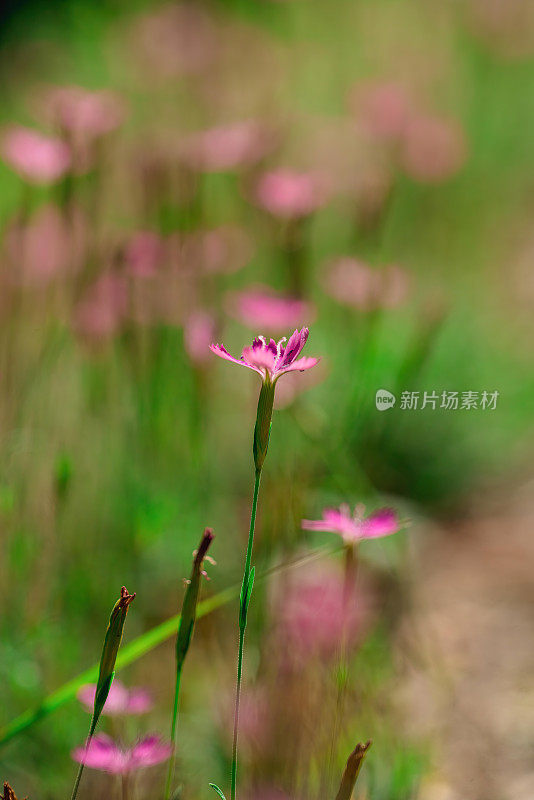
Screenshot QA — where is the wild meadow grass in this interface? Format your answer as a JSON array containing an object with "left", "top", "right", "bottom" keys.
[{"left": 0, "top": 0, "right": 533, "bottom": 798}]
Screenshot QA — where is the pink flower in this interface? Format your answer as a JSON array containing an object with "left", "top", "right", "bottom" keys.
[
  {"left": 4, "top": 204, "right": 86, "bottom": 287},
  {"left": 400, "top": 115, "right": 467, "bottom": 183},
  {"left": 77, "top": 680, "right": 153, "bottom": 716},
  {"left": 181, "top": 225, "right": 254, "bottom": 274},
  {"left": 350, "top": 80, "right": 413, "bottom": 141},
  {"left": 275, "top": 562, "right": 369, "bottom": 662},
  {"left": 45, "top": 86, "right": 125, "bottom": 138},
  {"left": 182, "top": 121, "right": 272, "bottom": 172},
  {"left": 326, "top": 258, "right": 410, "bottom": 310},
  {"left": 254, "top": 169, "right": 328, "bottom": 219},
  {"left": 74, "top": 273, "right": 128, "bottom": 341},
  {"left": 210, "top": 327, "right": 319, "bottom": 383},
  {"left": 302, "top": 504, "right": 400, "bottom": 544},
  {"left": 184, "top": 311, "right": 217, "bottom": 365},
  {"left": 2, "top": 126, "right": 70, "bottom": 183},
  {"left": 132, "top": 3, "right": 217, "bottom": 78},
  {"left": 227, "top": 286, "right": 315, "bottom": 332},
  {"left": 71, "top": 733, "right": 172, "bottom": 775},
  {"left": 124, "top": 232, "right": 165, "bottom": 278}
]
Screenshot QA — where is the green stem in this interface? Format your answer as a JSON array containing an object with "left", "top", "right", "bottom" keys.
[
  {"left": 70, "top": 715, "right": 97, "bottom": 800},
  {"left": 164, "top": 668, "right": 183, "bottom": 800},
  {"left": 231, "top": 468, "right": 262, "bottom": 800}
]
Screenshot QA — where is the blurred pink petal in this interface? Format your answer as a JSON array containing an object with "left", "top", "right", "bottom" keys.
[
  {"left": 72, "top": 733, "right": 171, "bottom": 775},
  {"left": 4, "top": 204, "right": 86, "bottom": 287},
  {"left": 181, "top": 121, "right": 272, "bottom": 172},
  {"left": 350, "top": 80, "right": 413, "bottom": 141},
  {"left": 181, "top": 226, "right": 254, "bottom": 274},
  {"left": 2, "top": 126, "right": 70, "bottom": 183},
  {"left": 77, "top": 680, "right": 153, "bottom": 715},
  {"left": 74, "top": 274, "right": 128, "bottom": 341},
  {"left": 275, "top": 562, "right": 370, "bottom": 662},
  {"left": 227, "top": 286, "right": 315, "bottom": 332},
  {"left": 302, "top": 503, "right": 400, "bottom": 544},
  {"left": 72, "top": 734, "right": 127, "bottom": 774},
  {"left": 132, "top": 3, "right": 217, "bottom": 78},
  {"left": 254, "top": 169, "right": 328, "bottom": 219},
  {"left": 401, "top": 115, "right": 467, "bottom": 183},
  {"left": 326, "top": 257, "right": 410, "bottom": 310},
  {"left": 125, "top": 232, "right": 165, "bottom": 278},
  {"left": 45, "top": 86, "right": 125, "bottom": 138},
  {"left": 184, "top": 311, "right": 217, "bottom": 365}
]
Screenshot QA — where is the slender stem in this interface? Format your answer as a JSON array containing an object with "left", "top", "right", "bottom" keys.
[
  {"left": 70, "top": 762, "right": 84, "bottom": 800},
  {"left": 122, "top": 774, "right": 130, "bottom": 800},
  {"left": 231, "top": 468, "right": 262, "bottom": 800},
  {"left": 164, "top": 668, "right": 183, "bottom": 800}
]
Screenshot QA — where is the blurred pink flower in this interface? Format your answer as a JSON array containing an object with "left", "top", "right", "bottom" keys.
[
  {"left": 210, "top": 327, "right": 319, "bottom": 382},
  {"left": 124, "top": 232, "right": 165, "bottom": 278},
  {"left": 276, "top": 562, "right": 368, "bottom": 662},
  {"left": 71, "top": 733, "right": 172, "bottom": 775},
  {"left": 181, "top": 121, "right": 272, "bottom": 172},
  {"left": 181, "top": 225, "right": 254, "bottom": 274},
  {"left": 219, "top": 687, "right": 270, "bottom": 752},
  {"left": 5, "top": 204, "right": 86, "bottom": 286},
  {"left": 302, "top": 503, "right": 400, "bottom": 544},
  {"left": 401, "top": 115, "right": 467, "bottom": 183},
  {"left": 326, "top": 258, "right": 410, "bottom": 310},
  {"left": 254, "top": 169, "right": 328, "bottom": 219},
  {"left": 273, "top": 362, "right": 325, "bottom": 409},
  {"left": 74, "top": 273, "right": 128, "bottom": 341},
  {"left": 2, "top": 126, "right": 70, "bottom": 183},
  {"left": 132, "top": 3, "right": 217, "bottom": 78},
  {"left": 350, "top": 80, "right": 413, "bottom": 141},
  {"left": 227, "top": 286, "right": 315, "bottom": 332},
  {"left": 184, "top": 311, "right": 217, "bottom": 365},
  {"left": 77, "top": 680, "right": 153, "bottom": 716},
  {"left": 45, "top": 86, "right": 125, "bottom": 138}
]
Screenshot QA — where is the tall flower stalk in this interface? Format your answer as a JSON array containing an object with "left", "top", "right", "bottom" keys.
[
  {"left": 210, "top": 327, "right": 318, "bottom": 800},
  {"left": 70, "top": 586, "right": 135, "bottom": 800},
  {"left": 165, "top": 528, "right": 215, "bottom": 800}
]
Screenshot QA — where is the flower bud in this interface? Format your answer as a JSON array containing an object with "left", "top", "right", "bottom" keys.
[
  {"left": 92, "top": 586, "right": 135, "bottom": 733},
  {"left": 176, "top": 528, "right": 215, "bottom": 669},
  {"left": 253, "top": 379, "right": 275, "bottom": 472}
]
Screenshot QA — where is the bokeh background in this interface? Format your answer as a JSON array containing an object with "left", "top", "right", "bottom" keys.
[{"left": 0, "top": 0, "right": 533, "bottom": 798}]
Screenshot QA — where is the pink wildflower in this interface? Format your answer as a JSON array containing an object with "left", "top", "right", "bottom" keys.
[
  {"left": 302, "top": 504, "right": 400, "bottom": 544},
  {"left": 71, "top": 733, "right": 172, "bottom": 775},
  {"left": 210, "top": 327, "right": 318, "bottom": 383},
  {"left": 74, "top": 274, "right": 128, "bottom": 341},
  {"left": 45, "top": 86, "right": 125, "bottom": 138},
  {"left": 184, "top": 311, "right": 217, "bottom": 365},
  {"left": 326, "top": 257, "right": 410, "bottom": 310},
  {"left": 227, "top": 286, "right": 315, "bottom": 332},
  {"left": 350, "top": 80, "right": 413, "bottom": 141},
  {"left": 124, "top": 232, "right": 165, "bottom": 278},
  {"left": 254, "top": 169, "right": 328, "bottom": 219},
  {"left": 181, "top": 121, "right": 271, "bottom": 172},
  {"left": 77, "top": 680, "right": 153, "bottom": 716},
  {"left": 276, "top": 562, "right": 368, "bottom": 662},
  {"left": 401, "top": 115, "right": 467, "bottom": 183},
  {"left": 2, "top": 126, "right": 70, "bottom": 183}
]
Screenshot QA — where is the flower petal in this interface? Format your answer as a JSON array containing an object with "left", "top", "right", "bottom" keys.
[
  {"left": 71, "top": 734, "right": 127, "bottom": 774},
  {"left": 129, "top": 735, "right": 173, "bottom": 770},
  {"left": 276, "top": 356, "right": 319, "bottom": 377},
  {"left": 209, "top": 343, "right": 262, "bottom": 374},
  {"left": 360, "top": 508, "right": 399, "bottom": 539},
  {"left": 278, "top": 327, "right": 308, "bottom": 367}
]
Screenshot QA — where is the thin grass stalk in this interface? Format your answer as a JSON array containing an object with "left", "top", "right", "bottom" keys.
[
  {"left": 164, "top": 529, "right": 215, "bottom": 800},
  {"left": 335, "top": 741, "right": 372, "bottom": 800}
]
